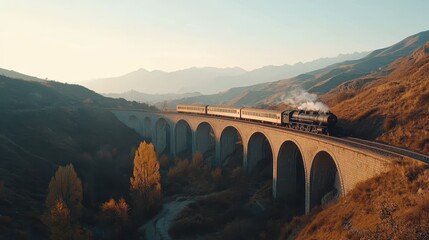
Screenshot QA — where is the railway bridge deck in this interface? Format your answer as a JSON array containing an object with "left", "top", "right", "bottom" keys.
[{"left": 112, "top": 109, "right": 428, "bottom": 213}]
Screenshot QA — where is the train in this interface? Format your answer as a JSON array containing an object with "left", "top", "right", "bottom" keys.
[{"left": 176, "top": 104, "right": 338, "bottom": 135}]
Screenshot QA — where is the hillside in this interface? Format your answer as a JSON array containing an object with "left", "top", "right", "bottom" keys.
[
  {"left": 104, "top": 90, "right": 202, "bottom": 104},
  {"left": 166, "top": 30, "right": 429, "bottom": 108},
  {"left": 0, "top": 76, "right": 151, "bottom": 238},
  {"left": 285, "top": 160, "right": 429, "bottom": 239},
  {"left": 323, "top": 41, "right": 429, "bottom": 153},
  {"left": 0, "top": 75, "right": 156, "bottom": 111},
  {"left": 0, "top": 68, "right": 45, "bottom": 82},
  {"left": 82, "top": 52, "right": 367, "bottom": 95}
]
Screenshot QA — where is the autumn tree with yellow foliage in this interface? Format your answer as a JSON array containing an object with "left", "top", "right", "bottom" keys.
[
  {"left": 42, "top": 164, "right": 90, "bottom": 240},
  {"left": 130, "top": 141, "right": 162, "bottom": 215},
  {"left": 99, "top": 197, "right": 129, "bottom": 237}
]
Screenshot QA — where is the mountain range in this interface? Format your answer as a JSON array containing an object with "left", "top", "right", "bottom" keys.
[
  {"left": 81, "top": 52, "right": 368, "bottom": 95},
  {"left": 165, "top": 30, "right": 429, "bottom": 108}
]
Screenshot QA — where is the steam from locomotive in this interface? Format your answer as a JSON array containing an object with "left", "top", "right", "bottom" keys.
[{"left": 280, "top": 88, "right": 329, "bottom": 112}]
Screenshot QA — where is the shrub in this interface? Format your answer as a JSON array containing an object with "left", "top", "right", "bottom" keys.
[
  {"left": 99, "top": 197, "right": 129, "bottom": 225},
  {"left": 167, "top": 159, "right": 190, "bottom": 180},
  {"left": 383, "top": 117, "right": 396, "bottom": 131},
  {"left": 159, "top": 154, "right": 170, "bottom": 169},
  {"left": 98, "top": 197, "right": 129, "bottom": 237}
]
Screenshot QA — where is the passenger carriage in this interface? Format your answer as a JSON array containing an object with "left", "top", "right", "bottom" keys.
[
  {"left": 240, "top": 108, "right": 282, "bottom": 125},
  {"left": 176, "top": 104, "right": 207, "bottom": 114},
  {"left": 207, "top": 105, "right": 241, "bottom": 118}
]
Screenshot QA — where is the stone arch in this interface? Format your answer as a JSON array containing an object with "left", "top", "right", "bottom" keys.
[
  {"left": 219, "top": 126, "right": 243, "bottom": 167},
  {"left": 247, "top": 132, "right": 273, "bottom": 175},
  {"left": 276, "top": 140, "right": 306, "bottom": 214},
  {"left": 128, "top": 115, "right": 140, "bottom": 133},
  {"left": 143, "top": 117, "right": 152, "bottom": 140},
  {"left": 310, "top": 151, "right": 342, "bottom": 209},
  {"left": 195, "top": 122, "right": 216, "bottom": 162},
  {"left": 175, "top": 119, "right": 192, "bottom": 158},
  {"left": 155, "top": 118, "right": 171, "bottom": 156}
]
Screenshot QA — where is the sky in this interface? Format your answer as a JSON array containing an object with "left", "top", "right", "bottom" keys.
[{"left": 1, "top": 0, "right": 429, "bottom": 83}]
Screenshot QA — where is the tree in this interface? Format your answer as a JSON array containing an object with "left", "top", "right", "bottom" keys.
[
  {"left": 130, "top": 141, "right": 162, "bottom": 214},
  {"left": 46, "top": 199, "right": 73, "bottom": 240},
  {"left": 99, "top": 197, "right": 129, "bottom": 236},
  {"left": 43, "top": 164, "right": 89, "bottom": 240},
  {"left": 45, "top": 164, "right": 83, "bottom": 221}
]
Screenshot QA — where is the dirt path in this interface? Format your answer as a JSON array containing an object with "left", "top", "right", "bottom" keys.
[{"left": 140, "top": 198, "right": 194, "bottom": 240}]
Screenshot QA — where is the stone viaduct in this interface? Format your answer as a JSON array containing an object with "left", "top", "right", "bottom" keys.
[{"left": 112, "top": 110, "right": 396, "bottom": 213}]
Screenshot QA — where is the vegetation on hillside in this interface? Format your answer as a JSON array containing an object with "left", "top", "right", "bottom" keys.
[
  {"left": 0, "top": 75, "right": 156, "bottom": 110},
  {"left": 281, "top": 160, "right": 429, "bottom": 239},
  {"left": 23, "top": 141, "right": 162, "bottom": 240},
  {"left": 0, "top": 75, "right": 156, "bottom": 239},
  {"left": 323, "top": 41, "right": 429, "bottom": 153}
]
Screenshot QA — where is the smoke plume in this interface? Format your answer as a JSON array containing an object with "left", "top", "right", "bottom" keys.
[{"left": 280, "top": 88, "right": 329, "bottom": 112}]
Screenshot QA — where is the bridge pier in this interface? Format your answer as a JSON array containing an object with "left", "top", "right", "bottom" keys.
[
  {"left": 112, "top": 110, "right": 394, "bottom": 215},
  {"left": 215, "top": 139, "right": 221, "bottom": 166},
  {"left": 191, "top": 131, "right": 197, "bottom": 157}
]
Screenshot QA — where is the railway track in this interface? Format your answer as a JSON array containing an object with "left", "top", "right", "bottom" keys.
[{"left": 345, "top": 137, "right": 429, "bottom": 163}]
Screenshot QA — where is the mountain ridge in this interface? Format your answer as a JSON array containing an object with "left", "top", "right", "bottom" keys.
[
  {"left": 163, "top": 30, "right": 429, "bottom": 108},
  {"left": 81, "top": 52, "right": 368, "bottom": 95}
]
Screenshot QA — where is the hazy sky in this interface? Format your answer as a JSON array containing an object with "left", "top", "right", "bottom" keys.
[{"left": 1, "top": 0, "right": 429, "bottom": 82}]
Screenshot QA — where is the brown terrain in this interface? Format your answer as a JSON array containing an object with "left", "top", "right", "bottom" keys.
[
  {"left": 322, "top": 41, "right": 429, "bottom": 153},
  {"left": 285, "top": 160, "right": 429, "bottom": 239},
  {"left": 280, "top": 41, "right": 429, "bottom": 239}
]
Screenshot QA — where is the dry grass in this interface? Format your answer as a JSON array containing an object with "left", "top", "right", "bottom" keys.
[
  {"left": 326, "top": 42, "right": 429, "bottom": 153},
  {"left": 285, "top": 161, "right": 429, "bottom": 239}
]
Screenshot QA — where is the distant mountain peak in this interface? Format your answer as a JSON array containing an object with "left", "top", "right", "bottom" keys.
[{"left": 82, "top": 51, "right": 371, "bottom": 95}]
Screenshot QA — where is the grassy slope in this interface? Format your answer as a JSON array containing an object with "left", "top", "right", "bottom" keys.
[
  {"left": 0, "top": 76, "right": 150, "bottom": 238},
  {"left": 286, "top": 160, "right": 429, "bottom": 239},
  {"left": 323, "top": 41, "right": 429, "bottom": 153},
  {"left": 283, "top": 44, "right": 429, "bottom": 238}
]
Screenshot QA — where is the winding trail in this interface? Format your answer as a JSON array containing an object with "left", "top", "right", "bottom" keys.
[{"left": 140, "top": 198, "right": 195, "bottom": 240}]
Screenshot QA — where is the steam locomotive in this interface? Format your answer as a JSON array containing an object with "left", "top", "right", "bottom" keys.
[{"left": 176, "top": 104, "right": 337, "bottom": 135}]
